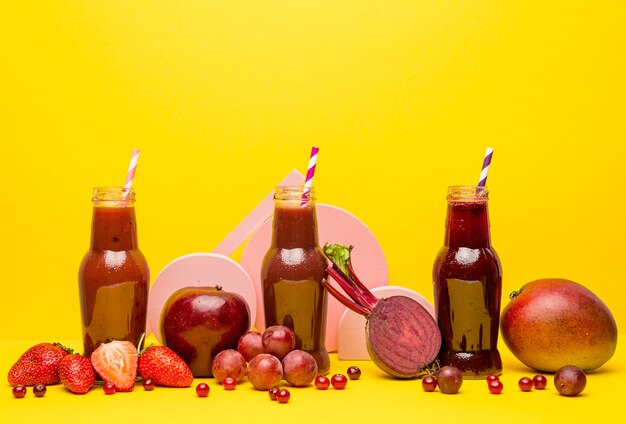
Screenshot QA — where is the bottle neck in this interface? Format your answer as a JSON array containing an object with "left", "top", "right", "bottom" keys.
[
  {"left": 90, "top": 206, "right": 138, "bottom": 251},
  {"left": 444, "top": 200, "right": 491, "bottom": 248},
  {"left": 271, "top": 202, "right": 320, "bottom": 249}
]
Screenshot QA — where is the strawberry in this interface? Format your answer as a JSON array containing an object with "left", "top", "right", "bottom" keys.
[
  {"left": 91, "top": 340, "right": 138, "bottom": 392},
  {"left": 138, "top": 346, "right": 193, "bottom": 388},
  {"left": 7, "top": 342, "right": 73, "bottom": 386},
  {"left": 58, "top": 354, "right": 95, "bottom": 394}
]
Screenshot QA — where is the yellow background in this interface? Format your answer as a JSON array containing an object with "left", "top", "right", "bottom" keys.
[
  {"left": 2, "top": 0, "right": 625, "bottom": 339},
  {"left": 1, "top": 1, "right": 625, "bottom": 422}
]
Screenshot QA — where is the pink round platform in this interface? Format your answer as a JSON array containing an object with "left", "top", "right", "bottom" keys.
[{"left": 240, "top": 203, "right": 388, "bottom": 352}]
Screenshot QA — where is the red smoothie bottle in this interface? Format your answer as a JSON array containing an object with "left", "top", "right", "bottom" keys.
[
  {"left": 433, "top": 186, "right": 502, "bottom": 378},
  {"left": 261, "top": 186, "right": 330, "bottom": 374},
  {"left": 78, "top": 187, "right": 150, "bottom": 357}
]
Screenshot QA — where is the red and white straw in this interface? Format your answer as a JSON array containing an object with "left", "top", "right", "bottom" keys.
[
  {"left": 301, "top": 146, "right": 319, "bottom": 205},
  {"left": 124, "top": 148, "right": 141, "bottom": 191},
  {"left": 478, "top": 147, "right": 494, "bottom": 187}
]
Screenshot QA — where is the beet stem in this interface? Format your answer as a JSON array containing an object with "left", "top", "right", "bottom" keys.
[
  {"left": 321, "top": 277, "right": 370, "bottom": 316},
  {"left": 327, "top": 266, "right": 375, "bottom": 311},
  {"left": 345, "top": 261, "right": 379, "bottom": 306}
]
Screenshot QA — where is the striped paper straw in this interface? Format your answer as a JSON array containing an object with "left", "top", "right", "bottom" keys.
[
  {"left": 301, "top": 146, "right": 319, "bottom": 205},
  {"left": 124, "top": 148, "right": 141, "bottom": 192},
  {"left": 478, "top": 147, "right": 494, "bottom": 187}
]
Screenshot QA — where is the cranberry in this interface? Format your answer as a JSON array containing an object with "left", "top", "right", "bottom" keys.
[
  {"left": 485, "top": 374, "right": 500, "bottom": 384},
  {"left": 533, "top": 374, "right": 548, "bottom": 390},
  {"left": 518, "top": 377, "right": 533, "bottom": 392},
  {"left": 223, "top": 377, "right": 237, "bottom": 390},
  {"left": 488, "top": 380, "right": 503, "bottom": 394},
  {"left": 12, "top": 385, "right": 27, "bottom": 398},
  {"left": 421, "top": 375, "right": 438, "bottom": 392},
  {"left": 103, "top": 383, "right": 116, "bottom": 395},
  {"left": 196, "top": 383, "right": 210, "bottom": 397},
  {"left": 143, "top": 378, "right": 155, "bottom": 391},
  {"left": 315, "top": 375, "right": 330, "bottom": 390},
  {"left": 269, "top": 386, "right": 280, "bottom": 400},
  {"left": 331, "top": 374, "right": 348, "bottom": 390},
  {"left": 276, "top": 388, "right": 291, "bottom": 403},
  {"left": 347, "top": 366, "right": 361, "bottom": 380},
  {"left": 33, "top": 383, "right": 47, "bottom": 398}
]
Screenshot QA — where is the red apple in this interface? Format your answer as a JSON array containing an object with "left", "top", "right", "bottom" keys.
[{"left": 160, "top": 286, "right": 250, "bottom": 377}]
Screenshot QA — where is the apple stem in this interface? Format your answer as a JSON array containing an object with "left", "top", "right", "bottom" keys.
[{"left": 509, "top": 290, "right": 521, "bottom": 301}]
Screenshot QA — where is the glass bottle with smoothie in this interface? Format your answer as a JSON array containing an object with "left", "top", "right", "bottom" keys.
[
  {"left": 78, "top": 187, "right": 150, "bottom": 357},
  {"left": 262, "top": 186, "right": 330, "bottom": 374},
  {"left": 433, "top": 186, "right": 502, "bottom": 378}
]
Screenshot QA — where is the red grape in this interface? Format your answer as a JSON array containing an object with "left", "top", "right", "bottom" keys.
[
  {"left": 12, "top": 385, "right": 26, "bottom": 398},
  {"left": 282, "top": 350, "right": 317, "bottom": 387},
  {"left": 347, "top": 366, "right": 361, "bottom": 380},
  {"left": 143, "top": 378, "right": 155, "bottom": 391},
  {"left": 196, "top": 382, "right": 210, "bottom": 397},
  {"left": 212, "top": 349, "right": 247, "bottom": 382},
  {"left": 247, "top": 354, "right": 283, "bottom": 390},
  {"left": 533, "top": 374, "right": 548, "bottom": 390},
  {"left": 262, "top": 325, "right": 296, "bottom": 359},
  {"left": 103, "top": 383, "right": 116, "bottom": 395},
  {"left": 421, "top": 375, "right": 438, "bottom": 392},
  {"left": 488, "top": 380, "right": 503, "bottom": 394},
  {"left": 276, "top": 388, "right": 291, "bottom": 403},
  {"left": 315, "top": 375, "right": 330, "bottom": 390},
  {"left": 33, "top": 383, "right": 47, "bottom": 398},
  {"left": 238, "top": 331, "right": 264, "bottom": 362},
  {"left": 269, "top": 386, "right": 280, "bottom": 400},
  {"left": 554, "top": 366, "right": 586, "bottom": 397},
  {"left": 518, "top": 377, "right": 533, "bottom": 392},
  {"left": 331, "top": 374, "right": 348, "bottom": 390},
  {"left": 437, "top": 366, "right": 462, "bottom": 394}
]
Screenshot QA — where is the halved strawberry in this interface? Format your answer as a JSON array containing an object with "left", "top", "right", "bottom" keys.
[
  {"left": 91, "top": 340, "right": 138, "bottom": 392},
  {"left": 138, "top": 346, "right": 193, "bottom": 388}
]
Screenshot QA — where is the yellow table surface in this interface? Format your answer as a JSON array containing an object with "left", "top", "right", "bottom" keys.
[{"left": 2, "top": 338, "right": 623, "bottom": 424}]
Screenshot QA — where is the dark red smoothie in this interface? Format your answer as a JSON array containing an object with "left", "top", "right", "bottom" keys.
[
  {"left": 433, "top": 186, "right": 502, "bottom": 378},
  {"left": 78, "top": 188, "right": 149, "bottom": 357},
  {"left": 262, "top": 187, "right": 330, "bottom": 374}
]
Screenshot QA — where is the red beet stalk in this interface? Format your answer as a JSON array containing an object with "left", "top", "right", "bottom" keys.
[{"left": 323, "top": 244, "right": 442, "bottom": 378}]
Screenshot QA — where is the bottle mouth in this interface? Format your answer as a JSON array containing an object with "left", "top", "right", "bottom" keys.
[
  {"left": 274, "top": 185, "right": 316, "bottom": 203},
  {"left": 447, "top": 186, "right": 488, "bottom": 202},
  {"left": 92, "top": 187, "right": 135, "bottom": 206}
]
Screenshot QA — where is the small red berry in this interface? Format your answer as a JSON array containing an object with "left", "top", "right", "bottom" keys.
[
  {"left": 315, "top": 375, "right": 330, "bottom": 390},
  {"left": 485, "top": 374, "right": 500, "bottom": 384},
  {"left": 518, "top": 377, "right": 533, "bottom": 392},
  {"left": 533, "top": 374, "right": 548, "bottom": 390},
  {"left": 268, "top": 386, "right": 279, "bottom": 400},
  {"left": 196, "top": 383, "right": 210, "bottom": 397},
  {"left": 488, "top": 380, "right": 503, "bottom": 394},
  {"left": 347, "top": 366, "right": 361, "bottom": 380},
  {"left": 12, "top": 385, "right": 27, "bottom": 398},
  {"left": 33, "top": 383, "right": 47, "bottom": 397},
  {"left": 222, "top": 377, "right": 237, "bottom": 390},
  {"left": 422, "top": 375, "right": 438, "bottom": 392},
  {"left": 331, "top": 374, "right": 348, "bottom": 390},
  {"left": 103, "top": 382, "right": 116, "bottom": 395},
  {"left": 143, "top": 378, "right": 155, "bottom": 391},
  {"left": 276, "top": 388, "right": 290, "bottom": 403}
]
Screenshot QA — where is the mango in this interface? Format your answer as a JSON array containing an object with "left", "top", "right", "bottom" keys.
[{"left": 501, "top": 278, "right": 617, "bottom": 372}]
